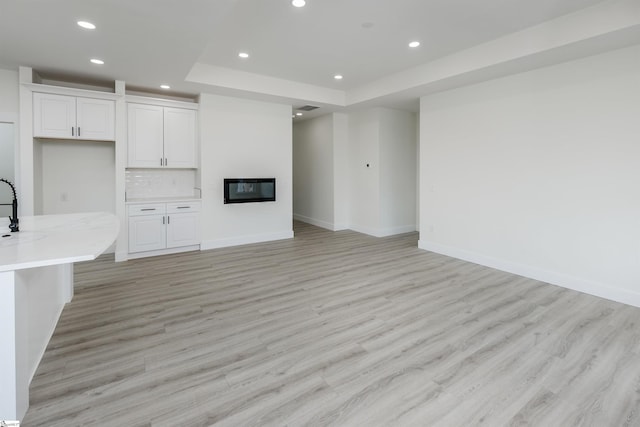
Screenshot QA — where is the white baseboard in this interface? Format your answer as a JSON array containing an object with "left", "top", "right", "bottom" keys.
[
  {"left": 126, "top": 244, "right": 200, "bottom": 260},
  {"left": 379, "top": 225, "right": 417, "bottom": 236},
  {"left": 115, "top": 251, "right": 128, "bottom": 262},
  {"left": 293, "top": 214, "right": 339, "bottom": 231},
  {"left": 292, "top": 214, "right": 415, "bottom": 236},
  {"left": 418, "top": 239, "right": 640, "bottom": 308},
  {"left": 351, "top": 224, "right": 417, "bottom": 238},
  {"left": 201, "top": 230, "right": 294, "bottom": 250}
]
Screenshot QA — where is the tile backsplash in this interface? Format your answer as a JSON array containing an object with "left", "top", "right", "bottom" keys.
[{"left": 125, "top": 169, "right": 198, "bottom": 199}]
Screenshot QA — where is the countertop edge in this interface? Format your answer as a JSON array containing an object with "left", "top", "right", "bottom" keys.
[
  {"left": 125, "top": 197, "right": 202, "bottom": 205},
  {"left": 0, "top": 212, "right": 119, "bottom": 272}
]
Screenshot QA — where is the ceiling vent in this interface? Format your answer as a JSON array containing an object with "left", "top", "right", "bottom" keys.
[{"left": 297, "top": 105, "right": 319, "bottom": 111}]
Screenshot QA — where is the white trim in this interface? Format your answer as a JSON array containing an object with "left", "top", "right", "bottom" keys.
[
  {"left": 346, "top": 224, "right": 377, "bottom": 236},
  {"left": 24, "top": 83, "right": 122, "bottom": 100},
  {"left": 126, "top": 244, "right": 200, "bottom": 260},
  {"left": 201, "top": 230, "right": 294, "bottom": 250},
  {"left": 125, "top": 95, "right": 199, "bottom": 110},
  {"left": 351, "top": 224, "right": 417, "bottom": 238},
  {"left": 378, "top": 225, "right": 417, "bottom": 236},
  {"left": 418, "top": 239, "right": 640, "bottom": 308},
  {"left": 19, "top": 66, "right": 34, "bottom": 216},
  {"left": 293, "top": 213, "right": 336, "bottom": 231},
  {"left": 0, "top": 270, "right": 25, "bottom": 420},
  {"left": 115, "top": 250, "right": 128, "bottom": 262}
]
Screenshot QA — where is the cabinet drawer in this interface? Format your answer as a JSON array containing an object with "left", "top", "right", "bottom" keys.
[
  {"left": 167, "top": 201, "right": 201, "bottom": 214},
  {"left": 128, "top": 203, "right": 167, "bottom": 216}
]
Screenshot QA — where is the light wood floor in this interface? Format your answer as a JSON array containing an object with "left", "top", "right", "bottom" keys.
[{"left": 23, "top": 221, "right": 640, "bottom": 426}]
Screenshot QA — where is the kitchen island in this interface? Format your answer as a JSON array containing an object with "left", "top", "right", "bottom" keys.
[{"left": 0, "top": 212, "right": 118, "bottom": 422}]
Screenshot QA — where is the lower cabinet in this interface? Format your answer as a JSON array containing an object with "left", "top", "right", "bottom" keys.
[{"left": 128, "top": 201, "right": 201, "bottom": 254}]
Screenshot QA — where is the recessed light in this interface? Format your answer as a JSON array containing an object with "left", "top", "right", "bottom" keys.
[
  {"left": 77, "top": 21, "right": 96, "bottom": 30},
  {"left": 238, "top": 52, "right": 249, "bottom": 59},
  {"left": 296, "top": 112, "right": 303, "bottom": 116},
  {"left": 160, "top": 84, "right": 170, "bottom": 90},
  {"left": 292, "top": 0, "right": 306, "bottom": 7},
  {"left": 90, "top": 58, "right": 104, "bottom": 65},
  {"left": 409, "top": 41, "right": 420, "bottom": 48},
  {"left": 334, "top": 75, "right": 343, "bottom": 80}
]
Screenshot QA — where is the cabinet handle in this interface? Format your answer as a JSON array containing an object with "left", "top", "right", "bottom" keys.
[
  {"left": 165, "top": 158, "right": 168, "bottom": 167},
  {"left": 78, "top": 127, "right": 81, "bottom": 137},
  {"left": 160, "top": 158, "right": 163, "bottom": 166},
  {"left": 168, "top": 216, "right": 170, "bottom": 224},
  {"left": 162, "top": 216, "right": 165, "bottom": 225},
  {"left": 141, "top": 208, "right": 156, "bottom": 211},
  {"left": 176, "top": 206, "right": 190, "bottom": 209},
  {"left": 71, "top": 127, "right": 74, "bottom": 136}
]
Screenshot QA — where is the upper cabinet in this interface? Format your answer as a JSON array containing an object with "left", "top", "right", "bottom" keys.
[
  {"left": 127, "top": 104, "right": 164, "bottom": 167},
  {"left": 163, "top": 107, "right": 197, "bottom": 168},
  {"left": 33, "top": 93, "right": 115, "bottom": 141},
  {"left": 127, "top": 103, "right": 197, "bottom": 168}
]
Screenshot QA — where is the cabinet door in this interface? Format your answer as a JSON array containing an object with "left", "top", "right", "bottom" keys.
[
  {"left": 163, "top": 107, "right": 197, "bottom": 168},
  {"left": 128, "top": 215, "right": 167, "bottom": 253},
  {"left": 127, "top": 103, "right": 164, "bottom": 167},
  {"left": 33, "top": 93, "right": 76, "bottom": 139},
  {"left": 166, "top": 212, "right": 200, "bottom": 248},
  {"left": 77, "top": 97, "right": 115, "bottom": 141}
]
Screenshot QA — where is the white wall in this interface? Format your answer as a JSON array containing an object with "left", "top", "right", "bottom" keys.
[
  {"left": 39, "top": 140, "right": 115, "bottom": 215},
  {"left": 347, "top": 108, "right": 417, "bottom": 237},
  {"left": 348, "top": 109, "right": 381, "bottom": 235},
  {"left": 199, "top": 94, "right": 293, "bottom": 248},
  {"left": 293, "top": 114, "right": 335, "bottom": 229},
  {"left": 0, "top": 124, "right": 14, "bottom": 217},
  {"left": 32, "top": 140, "right": 43, "bottom": 215},
  {"left": 379, "top": 108, "right": 417, "bottom": 234},
  {"left": 0, "top": 69, "right": 19, "bottom": 114},
  {"left": 419, "top": 44, "right": 640, "bottom": 306},
  {"left": 294, "top": 108, "right": 417, "bottom": 236},
  {"left": 0, "top": 69, "right": 19, "bottom": 218},
  {"left": 292, "top": 112, "right": 349, "bottom": 231},
  {"left": 333, "top": 113, "right": 349, "bottom": 230}
]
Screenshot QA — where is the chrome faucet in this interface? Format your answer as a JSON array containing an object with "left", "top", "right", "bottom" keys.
[{"left": 0, "top": 178, "right": 19, "bottom": 232}]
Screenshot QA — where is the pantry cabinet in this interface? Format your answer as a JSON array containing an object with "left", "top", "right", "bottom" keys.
[
  {"left": 127, "top": 103, "right": 197, "bottom": 168},
  {"left": 33, "top": 93, "right": 115, "bottom": 140},
  {"left": 128, "top": 201, "right": 201, "bottom": 254}
]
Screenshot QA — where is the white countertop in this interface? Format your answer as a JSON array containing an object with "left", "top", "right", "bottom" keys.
[
  {"left": 125, "top": 196, "right": 201, "bottom": 204},
  {"left": 0, "top": 212, "right": 119, "bottom": 272}
]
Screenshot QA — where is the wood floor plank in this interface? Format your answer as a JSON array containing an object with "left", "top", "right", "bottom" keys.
[{"left": 21, "top": 221, "right": 640, "bottom": 426}]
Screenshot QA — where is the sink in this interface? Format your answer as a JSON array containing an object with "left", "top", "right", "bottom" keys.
[{"left": 0, "top": 231, "right": 47, "bottom": 247}]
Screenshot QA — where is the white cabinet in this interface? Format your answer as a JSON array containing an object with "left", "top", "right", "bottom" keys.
[
  {"left": 166, "top": 203, "right": 201, "bottom": 248},
  {"left": 164, "top": 108, "right": 197, "bottom": 168},
  {"left": 128, "top": 203, "right": 167, "bottom": 253},
  {"left": 128, "top": 201, "right": 201, "bottom": 254},
  {"left": 127, "top": 103, "right": 197, "bottom": 168},
  {"left": 127, "top": 104, "right": 163, "bottom": 168},
  {"left": 33, "top": 93, "right": 115, "bottom": 140}
]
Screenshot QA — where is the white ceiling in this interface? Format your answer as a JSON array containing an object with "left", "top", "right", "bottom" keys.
[
  {"left": 1, "top": 0, "right": 638, "bottom": 118},
  {"left": 198, "top": 0, "right": 604, "bottom": 88}
]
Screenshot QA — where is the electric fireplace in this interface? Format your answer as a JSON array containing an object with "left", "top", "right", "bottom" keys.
[{"left": 224, "top": 178, "right": 276, "bottom": 204}]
